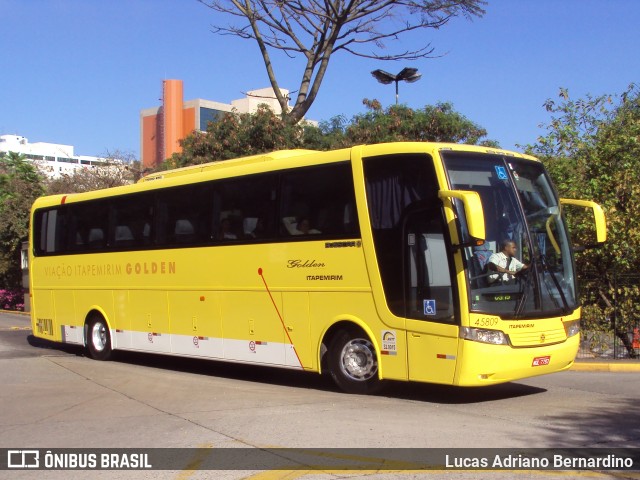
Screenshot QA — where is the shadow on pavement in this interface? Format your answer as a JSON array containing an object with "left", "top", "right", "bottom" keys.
[{"left": 22, "top": 335, "right": 547, "bottom": 404}]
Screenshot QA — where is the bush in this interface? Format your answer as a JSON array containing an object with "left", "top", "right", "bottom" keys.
[{"left": 0, "top": 289, "right": 24, "bottom": 311}]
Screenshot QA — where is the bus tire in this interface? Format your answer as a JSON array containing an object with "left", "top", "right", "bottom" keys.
[
  {"left": 86, "top": 314, "right": 112, "bottom": 361},
  {"left": 328, "top": 329, "right": 382, "bottom": 394}
]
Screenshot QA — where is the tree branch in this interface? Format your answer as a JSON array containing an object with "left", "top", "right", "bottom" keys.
[{"left": 198, "top": 0, "right": 486, "bottom": 122}]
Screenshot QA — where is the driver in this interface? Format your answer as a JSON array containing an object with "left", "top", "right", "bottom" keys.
[{"left": 487, "top": 240, "right": 529, "bottom": 284}]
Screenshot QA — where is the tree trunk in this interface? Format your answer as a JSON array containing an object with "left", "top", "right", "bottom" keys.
[{"left": 615, "top": 326, "right": 639, "bottom": 359}]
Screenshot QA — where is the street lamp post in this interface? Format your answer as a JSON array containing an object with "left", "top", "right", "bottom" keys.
[{"left": 371, "top": 67, "right": 422, "bottom": 105}]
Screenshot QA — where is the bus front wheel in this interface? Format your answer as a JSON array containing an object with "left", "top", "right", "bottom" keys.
[
  {"left": 328, "top": 329, "right": 382, "bottom": 394},
  {"left": 86, "top": 315, "right": 112, "bottom": 361}
]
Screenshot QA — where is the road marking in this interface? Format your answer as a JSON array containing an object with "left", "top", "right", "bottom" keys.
[
  {"left": 247, "top": 469, "right": 638, "bottom": 479},
  {"left": 176, "top": 443, "right": 214, "bottom": 480},
  {"left": 242, "top": 449, "right": 639, "bottom": 479}
]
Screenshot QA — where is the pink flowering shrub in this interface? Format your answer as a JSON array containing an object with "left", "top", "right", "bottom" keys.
[{"left": 0, "top": 289, "right": 24, "bottom": 311}]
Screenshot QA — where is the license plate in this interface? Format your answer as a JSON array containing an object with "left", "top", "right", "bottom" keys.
[{"left": 532, "top": 356, "right": 551, "bottom": 367}]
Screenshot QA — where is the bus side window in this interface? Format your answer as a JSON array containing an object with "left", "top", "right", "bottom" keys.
[
  {"left": 215, "top": 174, "right": 278, "bottom": 243},
  {"left": 35, "top": 209, "right": 68, "bottom": 255},
  {"left": 157, "top": 183, "right": 213, "bottom": 247},
  {"left": 279, "top": 162, "right": 358, "bottom": 239},
  {"left": 109, "top": 191, "right": 155, "bottom": 249}
]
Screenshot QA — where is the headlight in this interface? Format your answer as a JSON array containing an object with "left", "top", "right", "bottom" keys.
[
  {"left": 564, "top": 320, "right": 580, "bottom": 338},
  {"left": 460, "top": 327, "right": 509, "bottom": 345}
]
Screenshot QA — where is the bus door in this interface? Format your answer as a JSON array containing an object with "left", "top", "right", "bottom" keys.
[{"left": 404, "top": 207, "right": 459, "bottom": 384}]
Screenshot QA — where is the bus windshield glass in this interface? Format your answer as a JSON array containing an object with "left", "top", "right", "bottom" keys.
[{"left": 442, "top": 151, "right": 577, "bottom": 319}]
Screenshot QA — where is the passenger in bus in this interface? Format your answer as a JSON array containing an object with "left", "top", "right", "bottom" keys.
[
  {"left": 293, "top": 217, "right": 321, "bottom": 235},
  {"left": 487, "top": 240, "right": 529, "bottom": 284},
  {"left": 219, "top": 218, "right": 237, "bottom": 240},
  {"left": 243, "top": 217, "right": 266, "bottom": 238}
]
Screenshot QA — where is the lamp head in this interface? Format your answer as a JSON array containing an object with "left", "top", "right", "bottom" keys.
[
  {"left": 397, "top": 67, "right": 422, "bottom": 83},
  {"left": 371, "top": 69, "right": 396, "bottom": 85}
]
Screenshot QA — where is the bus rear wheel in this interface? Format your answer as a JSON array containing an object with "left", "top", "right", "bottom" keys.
[
  {"left": 86, "top": 315, "right": 112, "bottom": 361},
  {"left": 328, "top": 329, "right": 382, "bottom": 394}
]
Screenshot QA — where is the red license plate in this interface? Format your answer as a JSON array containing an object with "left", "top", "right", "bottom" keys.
[{"left": 532, "top": 356, "right": 551, "bottom": 367}]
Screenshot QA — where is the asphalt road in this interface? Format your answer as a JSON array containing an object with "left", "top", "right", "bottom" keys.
[{"left": 1, "top": 311, "right": 638, "bottom": 480}]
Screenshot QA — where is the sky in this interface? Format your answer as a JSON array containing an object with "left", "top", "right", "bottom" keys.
[{"left": 1, "top": 0, "right": 639, "bottom": 159}]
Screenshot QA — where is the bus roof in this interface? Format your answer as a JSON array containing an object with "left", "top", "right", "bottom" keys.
[
  {"left": 31, "top": 142, "right": 538, "bottom": 210},
  {"left": 138, "top": 149, "right": 321, "bottom": 183},
  {"left": 139, "top": 144, "right": 537, "bottom": 186}
]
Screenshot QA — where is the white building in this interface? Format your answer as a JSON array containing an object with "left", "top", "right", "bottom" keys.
[
  {"left": 0, "top": 134, "right": 124, "bottom": 179},
  {"left": 230, "top": 87, "right": 291, "bottom": 114}
]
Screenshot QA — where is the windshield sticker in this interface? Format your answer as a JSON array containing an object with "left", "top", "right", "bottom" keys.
[
  {"left": 508, "top": 162, "right": 520, "bottom": 180},
  {"left": 495, "top": 165, "right": 508, "bottom": 180}
]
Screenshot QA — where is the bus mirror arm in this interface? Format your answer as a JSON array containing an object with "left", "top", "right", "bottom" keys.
[
  {"left": 438, "top": 190, "right": 486, "bottom": 244},
  {"left": 559, "top": 198, "right": 607, "bottom": 248}
]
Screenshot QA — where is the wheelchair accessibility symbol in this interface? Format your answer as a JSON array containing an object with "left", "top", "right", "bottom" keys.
[
  {"left": 423, "top": 299, "right": 436, "bottom": 316},
  {"left": 495, "top": 165, "right": 508, "bottom": 180}
]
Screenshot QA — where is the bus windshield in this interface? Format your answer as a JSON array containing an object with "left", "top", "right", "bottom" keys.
[{"left": 442, "top": 151, "right": 577, "bottom": 319}]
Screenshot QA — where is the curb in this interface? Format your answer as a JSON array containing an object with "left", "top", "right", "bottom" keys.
[
  {"left": 571, "top": 362, "right": 640, "bottom": 372},
  {"left": 0, "top": 309, "right": 29, "bottom": 316}
]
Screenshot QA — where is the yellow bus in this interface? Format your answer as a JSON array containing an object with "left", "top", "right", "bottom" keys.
[{"left": 29, "top": 142, "right": 606, "bottom": 393}]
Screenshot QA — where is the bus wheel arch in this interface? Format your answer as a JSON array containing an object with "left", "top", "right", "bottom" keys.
[
  {"left": 84, "top": 310, "right": 113, "bottom": 361},
  {"left": 321, "top": 321, "right": 383, "bottom": 394}
]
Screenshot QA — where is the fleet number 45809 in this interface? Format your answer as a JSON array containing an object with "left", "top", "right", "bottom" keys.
[{"left": 474, "top": 317, "right": 499, "bottom": 327}]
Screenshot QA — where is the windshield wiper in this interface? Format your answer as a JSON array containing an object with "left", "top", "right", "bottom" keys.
[
  {"left": 514, "top": 257, "right": 535, "bottom": 318},
  {"left": 537, "top": 253, "right": 571, "bottom": 315}
]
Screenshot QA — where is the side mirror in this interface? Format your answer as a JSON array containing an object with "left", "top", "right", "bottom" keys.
[
  {"left": 438, "top": 190, "right": 486, "bottom": 242},
  {"left": 560, "top": 198, "right": 607, "bottom": 247}
]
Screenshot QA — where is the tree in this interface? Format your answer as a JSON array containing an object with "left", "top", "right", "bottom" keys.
[
  {"left": 171, "top": 100, "right": 497, "bottom": 167},
  {"left": 199, "top": 0, "right": 486, "bottom": 123},
  {"left": 45, "top": 150, "right": 138, "bottom": 194},
  {"left": 527, "top": 84, "right": 640, "bottom": 357},
  {"left": 0, "top": 152, "right": 44, "bottom": 290},
  {"left": 324, "top": 99, "right": 498, "bottom": 147}
]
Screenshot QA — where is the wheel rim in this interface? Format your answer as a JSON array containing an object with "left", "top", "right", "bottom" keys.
[
  {"left": 91, "top": 322, "right": 107, "bottom": 352},
  {"left": 339, "top": 338, "right": 377, "bottom": 381}
]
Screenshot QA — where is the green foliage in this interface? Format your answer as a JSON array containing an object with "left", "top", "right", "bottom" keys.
[
  {"left": 527, "top": 84, "right": 640, "bottom": 356},
  {"left": 331, "top": 100, "right": 498, "bottom": 147},
  {"left": 0, "top": 149, "right": 138, "bottom": 294},
  {"left": 171, "top": 100, "right": 498, "bottom": 167},
  {"left": 0, "top": 152, "right": 45, "bottom": 289}
]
